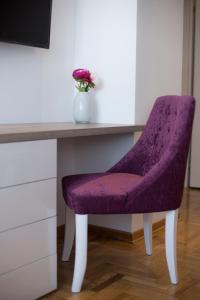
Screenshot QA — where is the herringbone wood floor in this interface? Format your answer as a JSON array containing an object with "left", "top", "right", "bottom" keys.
[{"left": 41, "top": 189, "right": 200, "bottom": 300}]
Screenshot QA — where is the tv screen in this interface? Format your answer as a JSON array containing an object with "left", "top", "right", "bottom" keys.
[{"left": 0, "top": 0, "right": 52, "bottom": 49}]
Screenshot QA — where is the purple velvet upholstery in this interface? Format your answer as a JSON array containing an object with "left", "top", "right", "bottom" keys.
[{"left": 62, "top": 96, "right": 195, "bottom": 214}]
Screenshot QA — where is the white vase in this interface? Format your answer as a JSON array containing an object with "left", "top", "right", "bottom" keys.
[{"left": 73, "top": 92, "right": 91, "bottom": 124}]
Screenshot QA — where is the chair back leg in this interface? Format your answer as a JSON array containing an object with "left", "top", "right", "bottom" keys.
[
  {"left": 143, "top": 213, "right": 153, "bottom": 255},
  {"left": 165, "top": 209, "right": 178, "bottom": 284},
  {"left": 62, "top": 207, "right": 75, "bottom": 261},
  {"left": 72, "top": 214, "right": 88, "bottom": 293}
]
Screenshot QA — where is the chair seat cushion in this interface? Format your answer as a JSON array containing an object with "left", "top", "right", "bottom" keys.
[{"left": 62, "top": 172, "right": 143, "bottom": 214}]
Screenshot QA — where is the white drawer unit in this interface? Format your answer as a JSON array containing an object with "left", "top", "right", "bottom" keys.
[
  {"left": 0, "top": 179, "right": 56, "bottom": 232},
  {"left": 0, "top": 139, "right": 57, "bottom": 299},
  {"left": 0, "top": 254, "right": 57, "bottom": 300},
  {"left": 0, "top": 139, "right": 57, "bottom": 188}
]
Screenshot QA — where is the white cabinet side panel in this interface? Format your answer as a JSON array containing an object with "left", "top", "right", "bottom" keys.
[{"left": 190, "top": 0, "right": 200, "bottom": 187}]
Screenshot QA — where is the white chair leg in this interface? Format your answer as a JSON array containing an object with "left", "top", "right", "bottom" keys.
[
  {"left": 71, "top": 214, "right": 88, "bottom": 293},
  {"left": 143, "top": 213, "right": 153, "bottom": 255},
  {"left": 62, "top": 207, "right": 75, "bottom": 261},
  {"left": 165, "top": 209, "right": 178, "bottom": 284}
]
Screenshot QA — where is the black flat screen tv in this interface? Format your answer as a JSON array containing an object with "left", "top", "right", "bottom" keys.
[{"left": 0, "top": 0, "right": 52, "bottom": 49}]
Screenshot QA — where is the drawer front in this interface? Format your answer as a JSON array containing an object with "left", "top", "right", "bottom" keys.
[
  {"left": 0, "top": 179, "right": 56, "bottom": 232},
  {"left": 0, "top": 217, "right": 56, "bottom": 276},
  {"left": 0, "top": 139, "right": 57, "bottom": 188},
  {"left": 0, "top": 254, "right": 57, "bottom": 300}
]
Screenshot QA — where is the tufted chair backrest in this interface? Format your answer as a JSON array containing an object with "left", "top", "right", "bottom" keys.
[
  {"left": 110, "top": 96, "right": 195, "bottom": 177},
  {"left": 136, "top": 95, "right": 195, "bottom": 175}
]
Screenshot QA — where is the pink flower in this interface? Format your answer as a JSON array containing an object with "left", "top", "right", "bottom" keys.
[
  {"left": 72, "top": 68, "right": 95, "bottom": 92},
  {"left": 72, "top": 69, "right": 92, "bottom": 83}
]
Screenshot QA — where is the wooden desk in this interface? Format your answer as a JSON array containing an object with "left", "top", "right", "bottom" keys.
[
  {"left": 0, "top": 122, "right": 143, "bottom": 300},
  {"left": 0, "top": 122, "right": 143, "bottom": 143}
]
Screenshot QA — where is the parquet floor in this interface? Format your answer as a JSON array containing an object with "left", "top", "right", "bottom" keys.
[{"left": 42, "top": 189, "right": 200, "bottom": 300}]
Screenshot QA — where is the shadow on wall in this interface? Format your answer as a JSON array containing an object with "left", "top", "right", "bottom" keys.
[
  {"left": 90, "top": 76, "right": 104, "bottom": 122},
  {"left": 90, "top": 93, "right": 99, "bottom": 122}
]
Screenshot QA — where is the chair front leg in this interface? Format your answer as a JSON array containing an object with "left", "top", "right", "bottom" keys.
[
  {"left": 143, "top": 213, "right": 152, "bottom": 255},
  {"left": 165, "top": 209, "right": 178, "bottom": 284},
  {"left": 72, "top": 214, "right": 88, "bottom": 293},
  {"left": 62, "top": 207, "right": 75, "bottom": 262}
]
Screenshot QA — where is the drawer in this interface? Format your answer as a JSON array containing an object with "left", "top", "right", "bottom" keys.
[
  {"left": 0, "top": 217, "right": 56, "bottom": 276},
  {"left": 0, "top": 139, "right": 57, "bottom": 188},
  {"left": 0, "top": 179, "right": 56, "bottom": 232},
  {"left": 0, "top": 254, "right": 57, "bottom": 300}
]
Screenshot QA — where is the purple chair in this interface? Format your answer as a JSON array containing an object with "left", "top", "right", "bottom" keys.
[{"left": 62, "top": 95, "right": 195, "bottom": 292}]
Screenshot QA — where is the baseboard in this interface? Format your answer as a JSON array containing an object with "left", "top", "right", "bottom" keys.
[
  {"left": 88, "top": 224, "right": 133, "bottom": 243},
  {"left": 57, "top": 219, "right": 165, "bottom": 243},
  {"left": 132, "top": 219, "right": 165, "bottom": 242},
  {"left": 57, "top": 224, "right": 65, "bottom": 240}
]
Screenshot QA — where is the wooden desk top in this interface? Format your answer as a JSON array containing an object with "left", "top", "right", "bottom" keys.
[{"left": 0, "top": 123, "right": 144, "bottom": 143}]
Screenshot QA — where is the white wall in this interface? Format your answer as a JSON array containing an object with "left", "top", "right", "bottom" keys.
[
  {"left": 0, "top": 0, "right": 184, "bottom": 233},
  {"left": 74, "top": 0, "right": 137, "bottom": 124},
  {"left": 0, "top": 0, "right": 75, "bottom": 124},
  {"left": 135, "top": 0, "right": 184, "bottom": 123},
  {"left": 1, "top": 0, "right": 183, "bottom": 125},
  {"left": 0, "top": 0, "right": 138, "bottom": 125}
]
